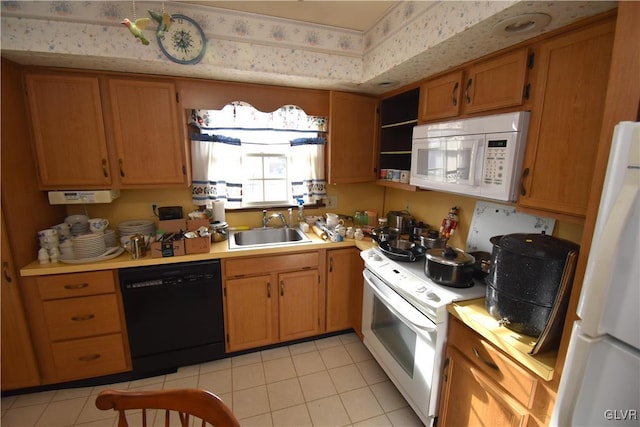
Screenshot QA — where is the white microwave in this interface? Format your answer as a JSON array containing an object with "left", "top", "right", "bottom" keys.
[{"left": 410, "top": 111, "right": 530, "bottom": 202}]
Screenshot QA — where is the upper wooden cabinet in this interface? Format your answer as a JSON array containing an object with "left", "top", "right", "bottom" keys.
[
  {"left": 419, "top": 70, "right": 463, "bottom": 122},
  {"left": 106, "top": 78, "right": 187, "bottom": 187},
  {"left": 25, "top": 73, "right": 112, "bottom": 188},
  {"left": 328, "top": 91, "right": 379, "bottom": 184},
  {"left": 24, "top": 72, "right": 188, "bottom": 189},
  {"left": 517, "top": 19, "right": 615, "bottom": 219},
  {"left": 419, "top": 48, "right": 530, "bottom": 122}
]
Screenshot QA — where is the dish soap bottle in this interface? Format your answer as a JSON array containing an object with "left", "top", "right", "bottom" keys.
[{"left": 297, "top": 199, "right": 308, "bottom": 232}]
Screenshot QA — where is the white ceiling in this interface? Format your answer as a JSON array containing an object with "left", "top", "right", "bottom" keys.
[{"left": 178, "top": 1, "right": 398, "bottom": 31}]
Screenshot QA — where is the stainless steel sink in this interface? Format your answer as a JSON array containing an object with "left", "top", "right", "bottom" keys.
[{"left": 228, "top": 227, "right": 312, "bottom": 249}]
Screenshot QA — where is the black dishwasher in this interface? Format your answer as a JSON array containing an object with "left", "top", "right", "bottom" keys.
[{"left": 119, "top": 260, "right": 225, "bottom": 373}]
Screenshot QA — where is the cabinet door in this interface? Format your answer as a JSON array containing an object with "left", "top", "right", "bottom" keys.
[
  {"left": 326, "top": 249, "right": 354, "bottom": 332},
  {"left": 464, "top": 48, "right": 529, "bottom": 114},
  {"left": 278, "top": 269, "right": 320, "bottom": 342},
  {"left": 25, "top": 73, "right": 111, "bottom": 188},
  {"left": 328, "top": 91, "right": 379, "bottom": 184},
  {"left": 224, "top": 275, "right": 277, "bottom": 352},
  {"left": 419, "top": 70, "right": 463, "bottom": 122},
  {"left": 1, "top": 213, "right": 40, "bottom": 390},
  {"left": 518, "top": 21, "right": 615, "bottom": 218},
  {"left": 107, "top": 78, "right": 187, "bottom": 187},
  {"left": 438, "top": 348, "right": 530, "bottom": 427}
]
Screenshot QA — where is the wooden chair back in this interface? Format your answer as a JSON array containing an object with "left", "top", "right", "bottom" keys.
[{"left": 95, "top": 388, "right": 240, "bottom": 427}]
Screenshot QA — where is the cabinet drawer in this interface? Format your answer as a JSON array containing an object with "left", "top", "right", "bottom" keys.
[
  {"left": 42, "top": 294, "right": 122, "bottom": 341},
  {"left": 224, "top": 252, "right": 319, "bottom": 277},
  {"left": 36, "top": 271, "right": 116, "bottom": 300},
  {"left": 448, "top": 317, "right": 537, "bottom": 408},
  {"left": 51, "top": 333, "right": 129, "bottom": 381}
]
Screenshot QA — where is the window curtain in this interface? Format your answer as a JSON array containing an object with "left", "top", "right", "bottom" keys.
[{"left": 189, "top": 103, "right": 327, "bottom": 208}]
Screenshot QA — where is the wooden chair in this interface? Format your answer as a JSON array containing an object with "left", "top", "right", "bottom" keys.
[{"left": 95, "top": 388, "right": 240, "bottom": 427}]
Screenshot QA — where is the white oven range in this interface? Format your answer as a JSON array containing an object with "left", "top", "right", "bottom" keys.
[{"left": 361, "top": 247, "right": 485, "bottom": 426}]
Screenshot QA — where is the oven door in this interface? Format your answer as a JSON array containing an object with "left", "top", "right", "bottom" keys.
[{"left": 362, "top": 268, "right": 444, "bottom": 426}]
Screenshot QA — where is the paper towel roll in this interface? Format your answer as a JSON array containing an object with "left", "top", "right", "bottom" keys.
[{"left": 212, "top": 200, "right": 226, "bottom": 223}]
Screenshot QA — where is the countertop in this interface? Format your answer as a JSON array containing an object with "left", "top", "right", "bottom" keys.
[
  {"left": 447, "top": 298, "right": 557, "bottom": 381},
  {"left": 20, "top": 232, "right": 375, "bottom": 276}
]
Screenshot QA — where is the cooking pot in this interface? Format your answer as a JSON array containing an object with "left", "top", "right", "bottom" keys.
[
  {"left": 425, "top": 247, "right": 475, "bottom": 288},
  {"left": 387, "top": 210, "right": 413, "bottom": 234},
  {"left": 469, "top": 251, "right": 492, "bottom": 279},
  {"left": 414, "top": 229, "right": 448, "bottom": 249},
  {"left": 485, "top": 233, "right": 579, "bottom": 337}
]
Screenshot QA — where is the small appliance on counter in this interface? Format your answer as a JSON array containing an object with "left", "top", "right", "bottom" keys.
[
  {"left": 157, "top": 206, "right": 183, "bottom": 220},
  {"left": 485, "top": 232, "right": 579, "bottom": 353}
]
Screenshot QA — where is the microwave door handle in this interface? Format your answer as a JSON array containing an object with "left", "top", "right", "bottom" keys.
[
  {"left": 467, "top": 138, "right": 484, "bottom": 186},
  {"left": 363, "top": 271, "right": 437, "bottom": 332}
]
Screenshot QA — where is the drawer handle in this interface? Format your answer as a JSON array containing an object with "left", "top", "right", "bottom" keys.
[
  {"left": 78, "top": 354, "right": 101, "bottom": 362},
  {"left": 452, "top": 82, "right": 459, "bottom": 106},
  {"left": 71, "top": 314, "right": 95, "bottom": 322},
  {"left": 472, "top": 347, "right": 500, "bottom": 371},
  {"left": 64, "top": 283, "right": 89, "bottom": 290}
]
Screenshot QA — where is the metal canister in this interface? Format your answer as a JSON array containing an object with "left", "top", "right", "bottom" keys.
[{"left": 130, "top": 234, "right": 146, "bottom": 259}]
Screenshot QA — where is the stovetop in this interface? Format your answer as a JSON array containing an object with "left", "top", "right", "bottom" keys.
[{"left": 361, "top": 247, "right": 486, "bottom": 323}]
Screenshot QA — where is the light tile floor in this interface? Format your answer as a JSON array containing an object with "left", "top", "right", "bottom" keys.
[{"left": 1, "top": 333, "right": 425, "bottom": 427}]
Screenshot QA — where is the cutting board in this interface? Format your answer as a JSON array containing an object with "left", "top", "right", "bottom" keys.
[{"left": 465, "top": 201, "right": 556, "bottom": 253}]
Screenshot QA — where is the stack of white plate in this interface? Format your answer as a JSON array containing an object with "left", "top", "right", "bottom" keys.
[
  {"left": 72, "top": 233, "right": 106, "bottom": 259},
  {"left": 65, "top": 215, "right": 90, "bottom": 237},
  {"left": 103, "top": 229, "right": 117, "bottom": 247},
  {"left": 118, "top": 219, "right": 156, "bottom": 243}
]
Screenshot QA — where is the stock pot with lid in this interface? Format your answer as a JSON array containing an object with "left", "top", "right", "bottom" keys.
[{"left": 425, "top": 247, "right": 475, "bottom": 288}]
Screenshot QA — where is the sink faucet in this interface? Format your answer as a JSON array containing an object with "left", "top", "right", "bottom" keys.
[{"left": 262, "top": 210, "right": 288, "bottom": 228}]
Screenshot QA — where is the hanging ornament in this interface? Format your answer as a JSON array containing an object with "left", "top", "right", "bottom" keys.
[
  {"left": 148, "top": 2, "right": 173, "bottom": 38},
  {"left": 122, "top": 0, "right": 150, "bottom": 45}
]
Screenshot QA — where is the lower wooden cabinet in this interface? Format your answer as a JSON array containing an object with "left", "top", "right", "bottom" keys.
[
  {"left": 438, "top": 317, "right": 555, "bottom": 426},
  {"left": 21, "top": 270, "right": 131, "bottom": 384},
  {"left": 325, "top": 248, "right": 363, "bottom": 336},
  {"left": 222, "top": 251, "right": 324, "bottom": 352}
]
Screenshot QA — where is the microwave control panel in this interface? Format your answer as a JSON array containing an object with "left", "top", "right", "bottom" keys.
[{"left": 483, "top": 139, "right": 509, "bottom": 186}]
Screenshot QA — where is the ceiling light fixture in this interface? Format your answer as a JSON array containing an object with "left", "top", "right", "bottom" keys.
[{"left": 492, "top": 13, "right": 551, "bottom": 36}]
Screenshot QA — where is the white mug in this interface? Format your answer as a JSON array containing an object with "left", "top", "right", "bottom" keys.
[{"left": 89, "top": 218, "right": 109, "bottom": 234}]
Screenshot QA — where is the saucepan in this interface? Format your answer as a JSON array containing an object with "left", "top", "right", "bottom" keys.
[{"left": 425, "top": 246, "right": 475, "bottom": 287}]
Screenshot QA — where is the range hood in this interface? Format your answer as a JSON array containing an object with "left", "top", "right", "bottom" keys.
[{"left": 48, "top": 190, "right": 120, "bottom": 205}]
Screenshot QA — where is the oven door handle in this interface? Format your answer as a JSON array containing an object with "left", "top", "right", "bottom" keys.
[{"left": 363, "top": 270, "right": 437, "bottom": 333}]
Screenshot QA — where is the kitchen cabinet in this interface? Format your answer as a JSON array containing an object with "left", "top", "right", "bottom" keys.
[
  {"left": 419, "top": 48, "right": 530, "bottom": 123},
  {"left": 325, "top": 248, "right": 356, "bottom": 332},
  {"left": 419, "top": 71, "right": 463, "bottom": 122},
  {"left": 24, "top": 71, "right": 188, "bottom": 189},
  {"left": 24, "top": 72, "right": 112, "bottom": 188},
  {"left": 1, "top": 212, "right": 40, "bottom": 391},
  {"left": 223, "top": 251, "right": 324, "bottom": 352},
  {"left": 518, "top": 19, "right": 615, "bottom": 219},
  {"left": 328, "top": 91, "right": 379, "bottom": 184},
  {"left": 106, "top": 78, "right": 188, "bottom": 187},
  {"left": 378, "top": 87, "right": 420, "bottom": 188},
  {"left": 439, "top": 317, "right": 554, "bottom": 427},
  {"left": 20, "top": 271, "right": 131, "bottom": 384}
]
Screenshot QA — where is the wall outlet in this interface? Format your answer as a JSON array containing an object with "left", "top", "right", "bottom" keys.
[{"left": 326, "top": 195, "right": 338, "bottom": 209}]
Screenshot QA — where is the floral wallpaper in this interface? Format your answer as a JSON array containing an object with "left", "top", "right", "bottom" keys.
[{"left": 0, "top": 1, "right": 616, "bottom": 94}]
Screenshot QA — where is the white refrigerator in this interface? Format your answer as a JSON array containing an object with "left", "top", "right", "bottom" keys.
[{"left": 552, "top": 121, "right": 640, "bottom": 426}]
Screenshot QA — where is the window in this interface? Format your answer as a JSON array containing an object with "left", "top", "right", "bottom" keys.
[{"left": 189, "top": 103, "right": 327, "bottom": 210}]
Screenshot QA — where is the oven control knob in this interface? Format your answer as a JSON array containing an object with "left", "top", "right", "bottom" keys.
[{"left": 416, "top": 286, "right": 427, "bottom": 293}]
